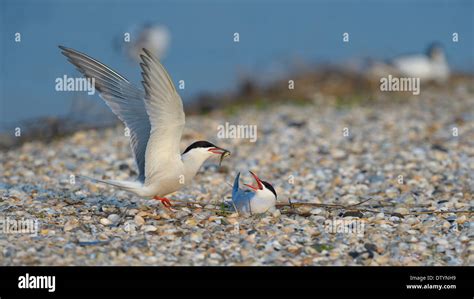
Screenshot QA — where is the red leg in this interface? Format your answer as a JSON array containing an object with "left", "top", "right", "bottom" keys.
[{"left": 153, "top": 196, "right": 173, "bottom": 209}]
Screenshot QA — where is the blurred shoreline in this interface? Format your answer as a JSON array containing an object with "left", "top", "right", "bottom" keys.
[{"left": 1, "top": 67, "right": 473, "bottom": 150}]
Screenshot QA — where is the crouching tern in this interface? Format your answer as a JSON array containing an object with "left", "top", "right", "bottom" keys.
[
  {"left": 59, "top": 46, "right": 230, "bottom": 208},
  {"left": 368, "top": 43, "right": 449, "bottom": 83},
  {"left": 391, "top": 43, "right": 449, "bottom": 83},
  {"left": 231, "top": 171, "right": 277, "bottom": 216}
]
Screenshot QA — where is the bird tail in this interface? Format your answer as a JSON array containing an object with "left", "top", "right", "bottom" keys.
[{"left": 77, "top": 175, "right": 143, "bottom": 193}]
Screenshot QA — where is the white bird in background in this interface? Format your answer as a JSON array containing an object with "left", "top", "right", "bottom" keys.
[
  {"left": 127, "top": 24, "right": 170, "bottom": 62},
  {"left": 391, "top": 43, "right": 450, "bottom": 83},
  {"left": 231, "top": 171, "right": 277, "bottom": 216},
  {"left": 59, "top": 46, "right": 230, "bottom": 208},
  {"left": 368, "top": 43, "right": 450, "bottom": 83}
]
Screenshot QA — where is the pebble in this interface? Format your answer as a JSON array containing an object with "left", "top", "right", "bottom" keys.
[
  {"left": 389, "top": 216, "right": 401, "bottom": 222},
  {"left": 100, "top": 218, "right": 112, "bottom": 226},
  {"left": 457, "top": 215, "right": 467, "bottom": 224},
  {"left": 385, "top": 188, "right": 399, "bottom": 199},
  {"left": 134, "top": 215, "right": 145, "bottom": 226},
  {"left": 272, "top": 209, "right": 281, "bottom": 217},
  {"left": 375, "top": 212, "right": 385, "bottom": 220},
  {"left": 190, "top": 233, "right": 203, "bottom": 243},
  {"left": 107, "top": 214, "right": 121, "bottom": 224},
  {"left": 330, "top": 149, "right": 346, "bottom": 160},
  {"left": 143, "top": 225, "right": 157, "bottom": 232},
  {"left": 394, "top": 207, "right": 408, "bottom": 215},
  {"left": 63, "top": 220, "right": 78, "bottom": 232},
  {"left": 436, "top": 238, "right": 449, "bottom": 246}
]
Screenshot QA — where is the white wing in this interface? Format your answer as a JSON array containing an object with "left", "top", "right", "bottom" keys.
[
  {"left": 59, "top": 46, "right": 151, "bottom": 182},
  {"left": 139, "top": 49, "right": 185, "bottom": 185}
]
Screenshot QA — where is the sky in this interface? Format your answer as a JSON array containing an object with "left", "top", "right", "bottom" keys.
[{"left": 0, "top": 0, "right": 473, "bottom": 124}]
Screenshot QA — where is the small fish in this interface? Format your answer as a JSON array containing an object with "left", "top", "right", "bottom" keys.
[{"left": 219, "top": 150, "right": 231, "bottom": 167}]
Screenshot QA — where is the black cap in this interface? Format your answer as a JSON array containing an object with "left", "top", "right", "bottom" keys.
[
  {"left": 261, "top": 181, "right": 277, "bottom": 198},
  {"left": 182, "top": 140, "right": 217, "bottom": 155}
]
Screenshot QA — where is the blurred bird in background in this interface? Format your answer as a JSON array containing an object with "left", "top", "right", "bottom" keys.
[
  {"left": 368, "top": 43, "right": 450, "bottom": 83},
  {"left": 114, "top": 23, "right": 171, "bottom": 62}
]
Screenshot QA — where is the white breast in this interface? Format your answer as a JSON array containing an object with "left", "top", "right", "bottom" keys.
[
  {"left": 143, "top": 157, "right": 186, "bottom": 198},
  {"left": 250, "top": 192, "right": 276, "bottom": 214}
]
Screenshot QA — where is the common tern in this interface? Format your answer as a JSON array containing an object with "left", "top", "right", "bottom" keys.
[
  {"left": 391, "top": 43, "right": 449, "bottom": 83},
  {"left": 231, "top": 171, "right": 277, "bottom": 216},
  {"left": 369, "top": 43, "right": 449, "bottom": 83},
  {"left": 126, "top": 24, "right": 170, "bottom": 62},
  {"left": 59, "top": 46, "right": 230, "bottom": 208}
]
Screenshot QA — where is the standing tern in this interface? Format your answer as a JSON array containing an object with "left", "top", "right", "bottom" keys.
[
  {"left": 59, "top": 46, "right": 230, "bottom": 208},
  {"left": 126, "top": 24, "right": 170, "bottom": 62},
  {"left": 231, "top": 171, "right": 277, "bottom": 216}
]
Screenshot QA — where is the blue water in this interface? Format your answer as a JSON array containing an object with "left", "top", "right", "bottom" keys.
[{"left": 1, "top": 0, "right": 473, "bottom": 124}]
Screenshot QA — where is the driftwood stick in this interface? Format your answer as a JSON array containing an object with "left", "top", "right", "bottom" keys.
[{"left": 156, "top": 199, "right": 473, "bottom": 218}]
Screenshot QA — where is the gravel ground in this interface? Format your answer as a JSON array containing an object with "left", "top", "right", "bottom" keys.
[{"left": 0, "top": 87, "right": 473, "bottom": 266}]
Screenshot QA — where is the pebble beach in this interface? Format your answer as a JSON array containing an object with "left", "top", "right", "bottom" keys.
[{"left": 0, "top": 85, "right": 473, "bottom": 266}]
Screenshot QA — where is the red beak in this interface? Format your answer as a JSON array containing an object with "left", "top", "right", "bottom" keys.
[
  {"left": 208, "top": 147, "right": 228, "bottom": 155},
  {"left": 244, "top": 171, "right": 263, "bottom": 191}
]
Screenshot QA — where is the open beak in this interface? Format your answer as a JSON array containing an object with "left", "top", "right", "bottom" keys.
[
  {"left": 208, "top": 147, "right": 231, "bottom": 166},
  {"left": 244, "top": 171, "right": 263, "bottom": 191}
]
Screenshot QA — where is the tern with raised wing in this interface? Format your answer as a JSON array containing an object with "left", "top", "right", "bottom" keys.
[{"left": 59, "top": 46, "right": 230, "bottom": 208}]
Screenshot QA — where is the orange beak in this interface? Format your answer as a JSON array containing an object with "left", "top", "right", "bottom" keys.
[{"left": 244, "top": 171, "right": 263, "bottom": 191}]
